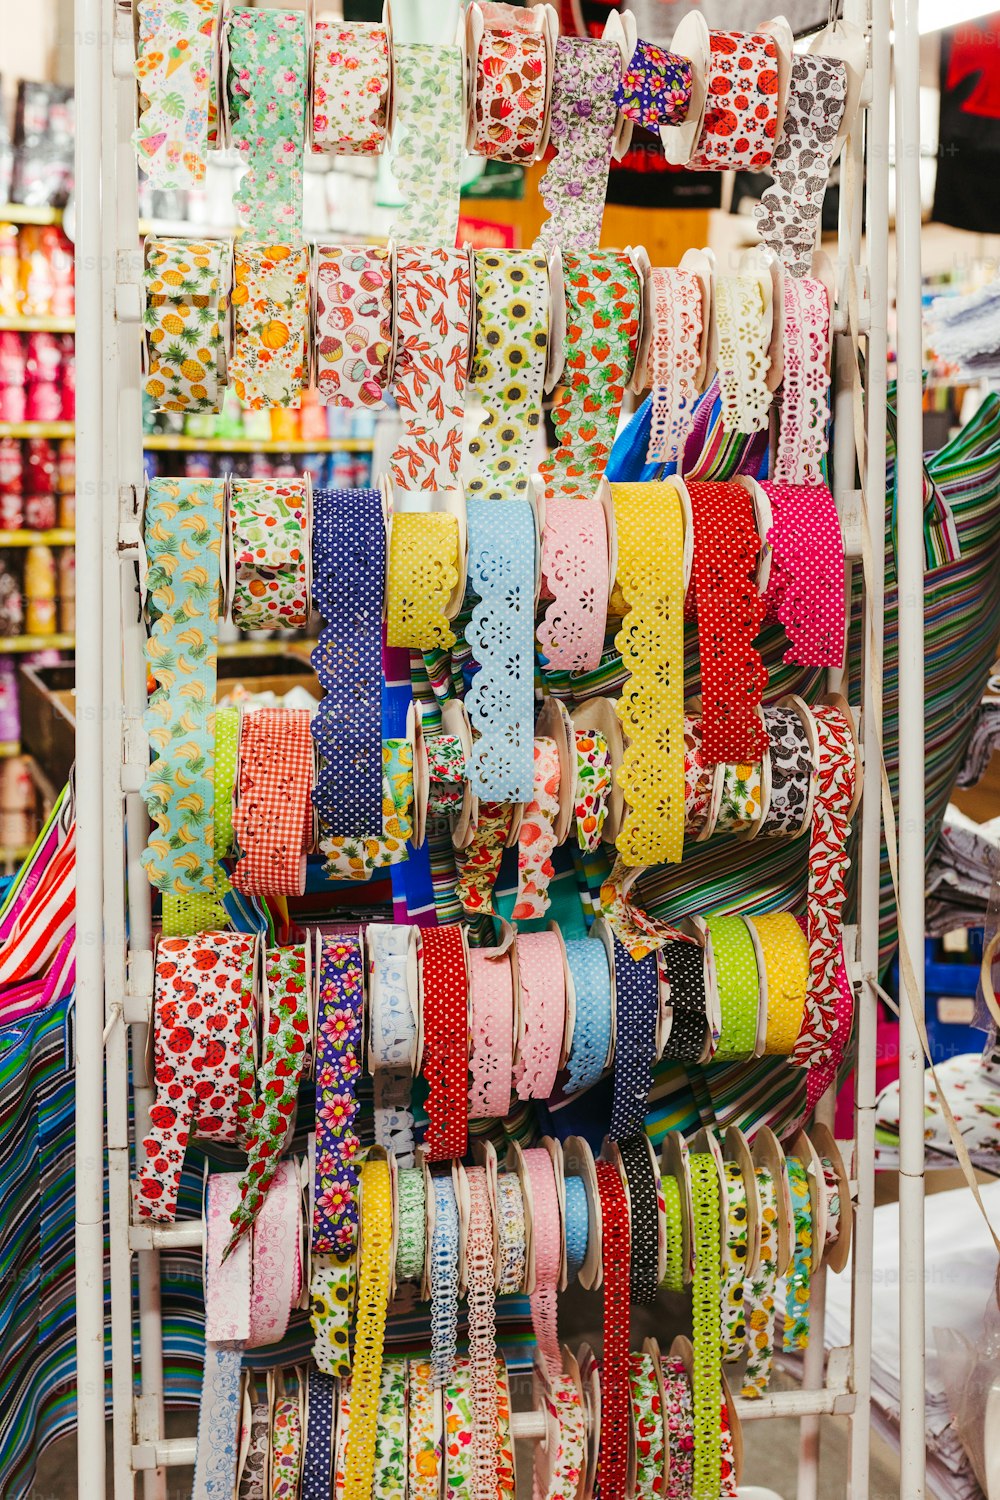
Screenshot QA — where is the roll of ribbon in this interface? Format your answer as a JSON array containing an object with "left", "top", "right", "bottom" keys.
[
  {"left": 741, "top": 1166, "right": 779, "bottom": 1398},
  {"left": 136, "top": 933, "right": 255, "bottom": 1222},
  {"left": 513, "top": 932, "right": 565, "bottom": 1101},
  {"left": 141, "top": 478, "right": 224, "bottom": 900},
  {"left": 375, "top": 1358, "right": 408, "bottom": 1500},
  {"left": 343, "top": 1156, "right": 393, "bottom": 1500},
  {"left": 684, "top": 715, "right": 716, "bottom": 840},
  {"left": 747, "top": 910, "right": 809, "bottom": 1056},
  {"left": 314, "top": 246, "right": 393, "bottom": 409},
  {"left": 537, "top": 495, "right": 610, "bottom": 675},
  {"left": 227, "top": 8, "right": 306, "bottom": 238},
  {"left": 496, "top": 1171, "right": 527, "bottom": 1294},
  {"left": 312, "top": 935, "right": 364, "bottom": 1257},
  {"left": 661, "top": 937, "right": 708, "bottom": 1064},
  {"left": 783, "top": 1155, "right": 813, "bottom": 1350},
  {"left": 408, "top": 1360, "right": 444, "bottom": 1500},
  {"left": 392, "top": 246, "right": 471, "bottom": 490},
  {"left": 773, "top": 277, "right": 831, "bottom": 486},
  {"left": 144, "top": 238, "right": 227, "bottom": 415},
  {"left": 563, "top": 936, "right": 612, "bottom": 1095},
  {"left": 721, "top": 1160, "right": 749, "bottom": 1361},
  {"left": 230, "top": 243, "right": 309, "bottom": 410},
  {"left": 225, "top": 945, "right": 310, "bottom": 1256},
  {"left": 596, "top": 1158, "right": 631, "bottom": 1500},
  {"left": 704, "top": 914, "right": 760, "bottom": 1062},
  {"left": 391, "top": 44, "right": 464, "bottom": 246},
  {"left": 312, "top": 19, "right": 390, "bottom": 155},
  {"left": 455, "top": 801, "right": 514, "bottom": 917},
  {"left": 609, "top": 938, "right": 659, "bottom": 1142},
  {"left": 536, "top": 36, "right": 621, "bottom": 251},
  {"left": 612, "top": 480, "right": 686, "bottom": 867},
  {"left": 760, "top": 482, "right": 845, "bottom": 668},
  {"left": 230, "top": 478, "right": 308, "bottom": 630},
  {"left": 793, "top": 702, "right": 856, "bottom": 1068},
  {"left": 646, "top": 266, "right": 703, "bottom": 467},
  {"left": 523, "top": 1147, "right": 562, "bottom": 1377},
  {"left": 537, "top": 1366, "right": 586, "bottom": 1500},
  {"left": 444, "top": 1359, "right": 476, "bottom": 1500},
  {"left": 760, "top": 704, "right": 813, "bottom": 836},
  {"left": 396, "top": 1167, "right": 426, "bottom": 1282},
  {"left": 301, "top": 1368, "right": 337, "bottom": 1500},
  {"left": 311, "top": 486, "right": 385, "bottom": 838},
  {"left": 247, "top": 1159, "right": 302, "bottom": 1349},
  {"left": 421, "top": 925, "right": 470, "bottom": 1161},
  {"left": 821, "top": 1156, "right": 842, "bottom": 1250},
  {"left": 661, "top": 1173, "right": 685, "bottom": 1293},
  {"left": 320, "top": 739, "right": 414, "bottom": 879},
  {"left": 425, "top": 734, "right": 466, "bottom": 818},
  {"left": 471, "top": 24, "right": 548, "bottom": 162},
  {"left": 564, "top": 1175, "right": 589, "bottom": 1281},
  {"left": 469, "top": 947, "right": 514, "bottom": 1119},
  {"left": 467, "top": 249, "right": 549, "bottom": 499},
  {"left": 690, "top": 1153, "right": 722, "bottom": 1500},
  {"left": 465, "top": 497, "right": 536, "bottom": 803},
  {"left": 720, "top": 1395, "right": 738, "bottom": 1499},
  {"left": 134, "top": 0, "right": 215, "bottom": 187},
  {"left": 334, "top": 1375, "right": 352, "bottom": 1500},
  {"left": 715, "top": 758, "right": 763, "bottom": 834},
  {"left": 466, "top": 1167, "right": 499, "bottom": 1500},
  {"left": 661, "top": 1356, "right": 694, "bottom": 1499},
  {"left": 204, "top": 1175, "right": 251, "bottom": 1346},
  {"left": 310, "top": 1254, "right": 355, "bottom": 1378},
  {"left": 231, "top": 707, "right": 313, "bottom": 897},
  {"left": 573, "top": 728, "right": 613, "bottom": 853},
  {"left": 512, "top": 739, "right": 561, "bottom": 920},
  {"left": 240, "top": 1397, "right": 269, "bottom": 1498},
  {"left": 617, "top": 39, "right": 692, "bottom": 129},
  {"left": 629, "top": 1351, "right": 667, "bottom": 1499},
  {"left": 431, "top": 1173, "right": 461, "bottom": 1388},
  {"left": 714, "top": 273, "right": 773, "bottom": 434},
  {"left": 688, "top": 31, "right": 779, "bottom": 172},
  {"left": 755, "top": 53, "right": 848, "bottom": 278},
  {"left": 369, "top": 923, "right": 417, "bottom": 1167},
  {"left": 620, "top": 1137, "right": 659, "bottom": 1304},
  {"left": 685, "top": 481, "right": 767, "bottom": 763},
  {"left": 192, "top": 1335, "right": 243, "bottom": 1498},
  {"left": 386, "top": 511, "right": 460, "bottom": 652}
]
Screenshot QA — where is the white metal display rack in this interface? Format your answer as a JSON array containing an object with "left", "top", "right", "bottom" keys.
[{"left": 71, "top": 0, "right": 928, "bottom": 1495}]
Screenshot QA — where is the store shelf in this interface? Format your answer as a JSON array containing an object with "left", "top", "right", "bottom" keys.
[
  {"left": 0, "top": 422, "right": 75, "bottom": 439},
  {"left": 0, "top": 742, "right": 20, "bottom": 757},
  {"left": 143, "top": 435, "right": 373, "bottom": 453},
  {"left": 0, "top": 845, "right": 32, "bottom": 863},
  {"left": 0, "top": 315, "right": 75, "bottom": 333},
  {"left": 219, "top": 640, "right": 312, "bottom": 659},
  {"left": 0, "top": 634, "right": 74, "bottom": 653},
  {"left": 0, "top": 203, "right": 64, "bottom": 226},
  {"left": 0, "top": 530, "right": 74, "bottom": 547}
]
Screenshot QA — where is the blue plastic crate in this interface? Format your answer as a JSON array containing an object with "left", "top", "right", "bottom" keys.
[{"left": 891, "top": 932, "right": 986, "bottom": 1064}]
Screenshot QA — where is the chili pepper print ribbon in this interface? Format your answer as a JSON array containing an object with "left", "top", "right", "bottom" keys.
[
  {"left": 390, "top": 44, "right": 465, "bottom": 247},
  {"left": 535, "top": 36, "right": 621, "bottom": 252},
  {"left": 229, "top": 478, "right": 309, "bottom": 631},
  {"left": 144, "top": 237, "right": 228, "bottom": 416},
  {"left": 312, "top": 19, "right": 390, "bottom": 155},
  {"left": 230, "top": 243, "right": 309, "bottom": 410},
  {"left": 391, "top": 246, "right": 471, "bottom": 493},
  {"left": 226, "top": 7, "right": 306, "bottom": 240},
  {"left": 314, "top": 246, "right": 393, "bottom": 410},
  {"left": 455, "top": 801, "right": 513, "bottom": 917},
  {"left": 134, "top": 0, "right": 217, "bottom": 188},
  {"left": 141, "top": 477, "right": 224, "bottom": 901}
]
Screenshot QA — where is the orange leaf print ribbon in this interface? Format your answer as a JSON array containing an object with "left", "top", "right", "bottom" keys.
[{"left": 391, "top": 246, "right": 472, "bottom": 492}]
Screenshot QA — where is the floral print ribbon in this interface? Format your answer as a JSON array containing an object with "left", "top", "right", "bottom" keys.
[
  {"left": 321, "top": 739, "right": 413, "bottom": 879},
  {"left": 783, "top": 1155, "right": 813, "bottom": 1350},
  {"left": 472, "top": 25, "right": 547, "bottom": 162},
  {"left": 535, "top": 37, "right": 621, "bottom": 252},
  {"left": 313, "top": 20, "right": 390, "bottom": 155},
  {"left": 425, "top": 735, "right": 467, "bottom": 818},
  {"left": 688, "top": 31, "right": 779, "bottom": 172},
  {"left": 538, "top": 1370, "right": 586, "bottom": 1500},
  {"left": 408, "top": 1361, "right": 444, "bottom": 1500},
  {"left": 721, "top": 1161, "right": 749, "bottom": 1361},
  {"left": 134, "top": 0, "right": 216, "bottom": 187},
  {"left": 616, "top": 38, "right": 692, "bottom": 130},
  {"left": 227, "top": 8, "right": 306, "bottom": 239},
  {"left": 270, "top": 1393, "right": 303, "bottom": 1498},
  {"left": 573, "top": 728, "right": 612, "bottom": 852},
  {"left": 760, "top": 481, "right": 846, "bottom": 668},
  {"left": 225, "top": 944, "right": 310, "bottom": 1257},
  {"left": 315, "top": 246, "right": 393, "bottom": 409},
  {"left": 312, "top": 936, "right": 364, "bottom": 1258},
  {"left": 741, "top": 1167, "right": 779, "bottom": 1398},
  {"left": 466, "top": 249, "right": 548, "bottom": 499},
  {"left": 512, "top": 738, "right": 561, "bottom": 920},
  {"left": 230, "top": 243, "right": 309, "bottom": 409},
  {"left": 230, "top": 478, "right": 309, "bottom": 630},
  {"left": 773, "top": 277, "right": 831, "bottom": 487},
  {"left": 232, "top": 707, "right": 313, "bottom": 897},
  {"left": 369, "top": 923, "right": 418, "bottom": 1168},
  {"left": 141, "top": 477, "right": 223, "bottom": 899},
  {"left": 386, "top": 512, "right": 460, "bottom": 651},
  {"left": 455, "top": 801, "right": 514, "bottom": 916},
  {"left": 629, "top": 1352, "right": 666, "bottom": 1499},
  {"left": 661, "top": 1357, "right": 694, "bottom": 1500},
  {"left": 390, "top": 44, "right": 464, "bottom": 246},
  {"left": 144, "top": 237, "right": 227, "bottom": 415},
  {"left": 392, "top": 245, "right": 471, "bottom": 492}
]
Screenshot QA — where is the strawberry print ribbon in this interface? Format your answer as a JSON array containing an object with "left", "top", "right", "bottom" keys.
[
  {"left": 134, "top": 0, "right": 217, "bottom": 188},
  {"left": 227, "top": 8, "right": 306, "bottom": 239},
  {"left": 688, "top": 31, "right": 779, "bottom": 172},
  {"left": 391, "top": 246, "right": 471, "bottom": 492},
  {"left": 512, "top": 738, "right": 561, "bottom": 920},
  {"left": 229, "top": 478, "right": 309, "bottom": 631},
  {"left": 315, "top": 246, "right": 392, "bottom": 409},
  {"left": 536, "top": 37, "right": 621, "bottom": 252},
  {"left": 225, "top": 944, "right": 310, "bottom": 1258},
  {"left": 312, "top": 20, "right": 390, "bottom": 155},
  {"left": 312, "top": 935, "right": 364, "bottom": 1259},
  {"left": 230, "top": 243, "right": 309, "bottom": 410},
  {"left": 232, "top": 707, "right": 314, "bottom": 898},
  {"left": 574, "top": 728, "right": 612, "bottom": 853}
]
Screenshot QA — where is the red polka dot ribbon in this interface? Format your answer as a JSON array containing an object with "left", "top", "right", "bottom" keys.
[
  {"left": 421, "top": 925, "right": 470, "bottom": 1161},
  {"left": 689, "top": 31, "right": 779, "bottom": 172},
  {"left": 596, "top": 1158, "right": 631, "bottom": 1500}
]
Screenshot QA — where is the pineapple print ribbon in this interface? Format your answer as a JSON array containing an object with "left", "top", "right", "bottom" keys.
[
  {"left": 226, "top": 7, "right": 306, "bottom": 240},
  {"left": 230, "top": 242, "right": 309, "bottom": 410},
  {"left": 134, "top": 0, "right": 218, "bottom": 189},
  {"left": 141, "top": 477, "right": 224, "bottom": 899},
  {"left": 144, "top": 237, "right": 228, "bottom": 416},
  {"left": 320, "top": 740, "right": 414, "bottom": 880}
]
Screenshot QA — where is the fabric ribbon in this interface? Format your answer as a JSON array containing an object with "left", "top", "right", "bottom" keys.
[
  {"left": 391, "top": 245, "right": 471, "bottom": 491},
  {"left": 761, "top": 481, "right": 846, "bottom": 667},
  {"left": 715, "top": 757, "right": 764, "bottom": 834},
  {"left": 311, "top": 486, "right": 385, "bottom": 837},
  {"left": 247, "top": 1159, "right": 302, "bottom": 1349},
  {"left": 369, "top": 923, "right": 417, "bottom": 1167},
  {"left": 496, "top": 1172, "right": 527, "bottom": 1294},
  {"left": 595, "top": 1158, "right": 631, "bottom": 1500},
  {"left": 312, "top": 19, "right": 390, "bottom": 155},
  {"left": 741, "top": 1166, "right": 779, "bottom": 1398},
  {"left": 620, "top": 1137, "right": 659, "bottom": 1304},
  {"left": 689, "top": 1153, "right": 722, "bottom": 1500},
  {"left": 629, "top": 1351, "right": 666, "bottom": 1499},
  {"left": 232, "top": 707, "right": 313, "bottom": 897},
  {"left": 239, "top": 1398, "right": 269, "bottom": 1499},
  {"left": 312, "top": 935, "right": 364, "bottom": 1257},
  {"left": 375, "top": 1358, "right": 408, "bottom": 1500},
  {"left": 536, "top": 495, "right": 610, "bottom": 675},
  {"left": 535, "top": 36, "right": 620, "bottom": 251},
  {"left": 310, "top": 1253, "right": 355, "bottom": 1379},
  {"left": 229, "top": 477, "right": 308, "bottom": 630},
  {"left": 513, "top": 932, "right": 565, "bottom": 1101},
  {"left": 321, "top": 739, "right": 414, "bottom": 879},
  {"left": 466, "top": 248, "right": 548, "bottom": 498},
  {"left": 573, "top": 728, "right": 612, "bottom": 853},
  {"left": 688, "top": 31, "right": 779, "bottom": 171},
  {"left": 270, "top": 1394, "right": 303, "bottom": 1498},
  {"left": 465, "top": 1167, "right": 499, "bottom": 1500},
  {"left": 227, "top": 7, "right": 306, "bottom": 238},
  {"left": 386, "top": 511, "right": 460, "bottom": 651},
  {"left": 512, "top": 739, "right": 561, "bottom": 920},
  {"left": 471, "top": 24, "right": 547, "bottom": 162},
  {"left": 160, "top": 702, "right": 237, "bottom": 937},
  {"left": 230, "top": 243, "right": 309, "bottom": 409},
  {"left": 616, "top": 39, "right": 692, "bottom": 129},
  {"left": 134, "top": 0, "right": 216, "bottom": 186},
  {"left": 646, "top": 266, "right": 702, "bottom": 467},
  {"left": 747, "top": 911, "right": 809, "bottom": 1057},
  {"left": 538, "top": 1368, "right": 586, "bottom": 1500},
  {"left": 721, "top": 1160, "right": 749, "bottom": 1361},
  {"left": 609, "top": 937, "right": 659, "bottom": 1141},
  {"left": 421, "top": 925, "right": 469, "bottom": 1161},
  {"left": 144, "top": 237, "right": 227, "bottom": 415},
  {"left": 704, "top": 913, "right": 759, "bottom": 1062},
  {"left": 600, "top": 856, "right": 689, "bottom": 961},
  {"left": 343, "top": 1157, "right": 393, "bottom": 1500},
  {"left": 684, "top": 715, "right": 716, "bottom": 840},
  {"left": 661, "top": 1356, "right": 694, "bottom": 1500},
  {"left": 195, "top": 1176, "right": 246, "bottom": 1500},
  {"left": 141, "top": 477, "right": 224, "bottom": 899},
  {"left": 524, "top": 1147, "right": 563, "bottom": 1376},
  {"left": 408, "top": 1359, "right": 444, "bottom": 1500},
  {"left": 563, "top": 935, "right": 612, "bottom": 1095},
  {"left": 396, "top": 1167, "right": 426, "bottom": 1282},
  {"left": 661, "top": 936, "right": 708, "bottom": 1064},
  {"left": 760, "top": 704, "right": 813, "bottom": 835},
  {"left": 431, "top": 1173, "right": 461, "bottom": 1388},
  {"left": 390, "top": 44, "right": 464, "bottom": 246},
  {"left": 301, "top": 1368, "right": 336, "bottom": 1500},
  {"left": 444, "top": 1359, "right": 476, "bottom": 1500},
  {"left": 564, "top": 1176, "right": 589, "bottom": 1281},
  {"left": 468, "top": 947, "right": 513, "bottom": 1119},
  {"left": 783, "top": 1155, "right": 813, "bottom": 1350},
  {"left": 661, "top": 1174, "right": 685, "bottom": 1293},
  {"left": 314, "top": 246, "right": 393, "bottom": 409},
  {"left": 774, "top": 277, "right": 832, "bottom": 486},
  {"left": 714, "top": 272, "right": 774, "bottom": 434}
]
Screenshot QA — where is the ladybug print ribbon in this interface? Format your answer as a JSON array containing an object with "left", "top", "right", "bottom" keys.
[{"left": 689, "top": 32, "right": 779, "bottom": 172}]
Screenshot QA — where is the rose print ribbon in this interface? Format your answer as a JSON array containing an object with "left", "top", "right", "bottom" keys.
[
  {"left": 616, "top": 39, "right": 692, "bottom": 130},
  {"left": 134, "top": 0, "right": 216, "bottom": 189},
  {"left": 512, "top": 738, "right": 561, "bottom": 920},
  {"left": 773, "top": 277, "right": 832, "bottom": 487},
  {"left": 230, "top": 243, "right": 309, "bottom": 410},
  {"left": 315, "top": 246, "right": 393, "bottom": 409},
  {"left": 311, "top": 486, "right": 385, "bottom": 838},
  {"left": 425, "top": 735, "right": 467, "bottom": 818},
  {"left": 135, "top": 932, "right": 255, "bottom": 1222},
  {"left": 141, "top": 477, "right": 224, "bottom": 900},
  {"left": 312, "top": 935, "right": 364, "bottom": 1259},
  {"left": 226, "top": 8, "right": 306, "bottom": 239},
  {"left": 466, "top": 249, "right": 548, "bottom": 500},
  {"left": 760, "top": 481, "right": 845, "bottom": 667},
  {"left": 392, "top": 245, "right": 471, "bottom": 492},
  {"left": 660, "top": 1356, "right": 694, "bottom": 1500},
  {"left": 390, "top": 44, "right": 464, "bottom": 247},
  {"left": 573, "top": 728, "right": 612, "bottom": 853},
  {"left": 144, "top": 237, "right": 228, "bottom": 416},
  {"left": 535, "top": 36, "right": 621, "bottom": 252},
  {"left": 232, "top": 707, "right": 313, "bottom": 898},
  {"left": 688, "top": 32, "right": 779, "bottom": 172},
  {"left": 312, "top": 20, "right": 390, "bottom": 155},
  {"left": 224, "top": 944, "right": 310, "bottom": 1258},
  {"left": 536, "top": 1368, "right": 586, "bottom": 1500},
  {"left": 471, "top": 24, "right": 548, "bottom": 162},
  {"left": 229, "top": 478, "right": 309, "bottom": 631},
  {"left": 646, "top": 267, "right": 702, "bottom": 467}
]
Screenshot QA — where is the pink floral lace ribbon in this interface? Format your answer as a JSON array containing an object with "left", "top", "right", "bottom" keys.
[
  {"left": 646, "top": 267, "right": 703, "bottom": 467},
  {"left": 773, "top": 276, "right": 831, "bottom": 486},
  {"left": 537, "top": 496, "right": 610, "bottom": 675},
  {"left": 469, "top": 948, "right": 514, "bottom": 1119},
  {"left": 513, "top": 933, "right": 565, "bottom": 1103},
  {"left": 760, "top": 481, "right": 845, "bottom": 668}
]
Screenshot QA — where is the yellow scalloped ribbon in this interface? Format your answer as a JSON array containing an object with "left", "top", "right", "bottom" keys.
[{"left": 386, "top": 512, "right": 460, "bottom": 650}]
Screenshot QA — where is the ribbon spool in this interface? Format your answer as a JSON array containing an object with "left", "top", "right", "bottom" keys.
[
  {"left": 310, "top": 8, "right": 392, "bottom": 156},
  {"left": 228, "top": 476, "right": 311, "bottom": 631},
  {"left": 313, "top": 244, "right": 394, "bottom": 410},
  {"left": 230, "top": 242, "right": 309, "bottom": 411},
  {"left": 143, "top": 237, "right": 229, "bottom": 416},
  {"left": 661, "top": 14, "right": 791, "bottom": 172},
  {"left": 466, "top": 2, "right": 556, "bottom": 163}
]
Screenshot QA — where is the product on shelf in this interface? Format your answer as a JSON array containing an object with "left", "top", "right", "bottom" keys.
[{"left": 10, "top": 80, "right": 75, "bottom": 209}]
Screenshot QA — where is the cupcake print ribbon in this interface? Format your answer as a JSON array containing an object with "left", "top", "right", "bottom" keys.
[
  {"left": 315, "top": 246, "right": 393, "bottom": 409},
  {"left": 471, "top": 24, "right": 548, "bottom": 162},
  {"left": 227, "top": 8, "right": 306, "bottom": 239}
]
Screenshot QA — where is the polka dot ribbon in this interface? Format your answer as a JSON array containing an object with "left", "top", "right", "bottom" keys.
[
  {"left": 595, "top": 1158, "right": 631, "bottom": 1500},
  {"left": 704, "top": 913, "right": 759, "bottom": 1062},
  {"left": 748, "top": 911, "right": 808, "bottom": 1056},
  {"left": 469, "top": 947, "right": 513, "bottom": 1119},
  {"left": 661, "top": 937, "right": 708, "bottom": 1064},
  {"left": 689, "top": 1153, "right": 722, "bottom": 1500},
  {"left": 620, "top": 1136, "right": 659, "bottom": 1304},
  {"left": 760, "top": 481, "right": 846, "bottom": 668},
  {"left": 386, "top": 511, "right": 460, "bottom": 652},
  {"left": 609, "top": 937, "right": 660, "bottom": 1141},
  {"left": 688, "top": 31, "right": 779, "bottom": 172},
  {"left": 773, "top": 276, "right": 831, "bottom": 487},
  {"left": 421, "top": 925, "right": 469, "bottom": 1161}
]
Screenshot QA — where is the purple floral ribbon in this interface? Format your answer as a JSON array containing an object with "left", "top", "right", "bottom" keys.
[
  {"left": 615, "top": 39, "right": 692, "bottom": 130},
  {"left": 535, "top": 36, "right": 621, "bottom": 253},
  {"left": 312, "top": 934, "right": 364, "bottom": 1258}
]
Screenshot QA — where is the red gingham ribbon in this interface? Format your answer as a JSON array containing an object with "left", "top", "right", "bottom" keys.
[{"left": 232, "top": 707, "right": 314, "bottom": 897}]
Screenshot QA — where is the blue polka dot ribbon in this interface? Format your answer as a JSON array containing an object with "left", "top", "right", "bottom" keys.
[
  {"left": 564, "top": 937, "right": 613, "bottom": 1095},
  {"left": 311, "top": 487, "right": 385, "bottom": 836},
  {"left": 609, "top": 936, "right": 659, "bottom": 1142},
  {"left": 300, "top": 1367, "right": 336, "bottom": 1499},
  {"left": 564, "top": 1175, "right": 589, "bottom": 1281}
]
